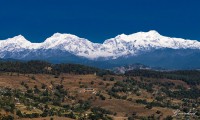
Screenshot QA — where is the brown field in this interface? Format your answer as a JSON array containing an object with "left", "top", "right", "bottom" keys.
[{"left": 92, "top": 99, "right": 173, "bottom": 119}]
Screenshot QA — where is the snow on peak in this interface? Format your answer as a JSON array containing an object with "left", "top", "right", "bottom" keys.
[
  {"left": 12, "top": 34, "right": 26, "bottom": 39},
  {"left": 51, "top": 33, "right": 79, "bottom": 39},
  {"left": 0, "top": 35, "right": 32, "bottom": 51},
  {"left": 147, "top": 30, "right": 160, "bottom": 35},
  {"left": 8, "top": 35, "right": 30, "bottom": 43},
  {"left": 110, "top": 30, "right": 161, "bottom": 43},
  {"left": 127, "top": 30, "right": 161, "bottom": 40},
  {"left": 41, "top": 33, "right": 92, "bottom": 50},
  {"left": 42, "top": 33, "right": 82, "bottom": 47}
]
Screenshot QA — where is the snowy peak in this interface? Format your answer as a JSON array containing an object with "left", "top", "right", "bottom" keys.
[
  {"left": 112, "top": 30, "right": 162, "bottom": 42},
  {"left": 144, "top": 30, "right": 161, "bottom": 36},
  {"left": 105, "top": 30, "right": 200, "bottom": 49},
  {"left": 131, "top": 30, "right": 161, "bottom": 37},
  {"left": 43, "top": 32, "right": 90, "bottom": 45},
  {"left": 46, "top": 33, "right": 79, "bottom": 41},
  {"left": 6, "top": 35, "right": 30, "bottom": 43},
  {"left": 41, "top": 32, "right": 97, "bottom": 49},
  {"left": 10, "top": 34, "right": 26, "bottom": 40},
  {"left": 0, "top": 35, "right": 32, "bottom": 51}
]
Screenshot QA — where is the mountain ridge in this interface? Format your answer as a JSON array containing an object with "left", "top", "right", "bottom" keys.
[{"left": 1, "top": 30, "right": 200, "bottom": 60}]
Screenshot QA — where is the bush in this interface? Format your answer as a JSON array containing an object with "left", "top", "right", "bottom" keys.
[
  {"left": 31, "top": 76, "right": 36, "bottom": 80},
  {"left": 110, "top": 77, "right": 115, "bottom": 81},
  {"left": 164, "top": 116, "right": 173, "bottom": 120},
  {"left": 99, "top": 94, "right": 106, "bottom": 100},
  {"left": 145, "top": 104, "right": 152, "bottom": 109},
  {"left": 16, "top": 110, "right": 23, "bottom": 117}
]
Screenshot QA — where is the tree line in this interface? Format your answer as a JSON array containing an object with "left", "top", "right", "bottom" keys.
[
  {"left": 125, "top": 69, "right": 200, "bottom": 85},
  {"left": 0, "top": 60, "right": 113, "bottom": 75}
]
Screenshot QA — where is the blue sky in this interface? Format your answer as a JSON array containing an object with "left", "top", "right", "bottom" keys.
[{"left": 0, "top": 0, "right": 200, "bottom": 43}]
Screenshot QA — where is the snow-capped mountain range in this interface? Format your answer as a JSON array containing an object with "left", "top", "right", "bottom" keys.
[
  {"left": 0, "top": 30, "right": 200, "bottom": 59},
  {"left": 1, "top": 30, "right": 200, "bottom": 69}
]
